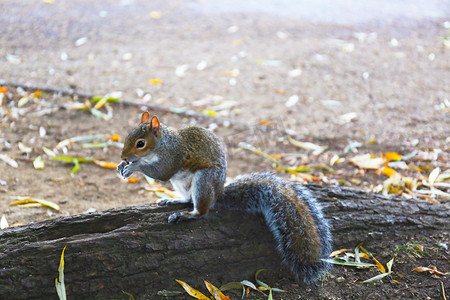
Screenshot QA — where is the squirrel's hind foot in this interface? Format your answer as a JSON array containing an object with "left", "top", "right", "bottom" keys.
[{"left": 167, "top": 210, "right": 202, "bottom": 223}]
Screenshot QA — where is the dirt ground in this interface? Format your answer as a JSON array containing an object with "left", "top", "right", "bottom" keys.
[{"left": 0, "top": 0, "right": 449, "bottom": 299}]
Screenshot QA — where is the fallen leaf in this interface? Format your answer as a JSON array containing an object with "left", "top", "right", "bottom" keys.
[
  {"left": 350, "top": 154, "right": 386, "bottom": 169},
  {"left": 204, "top": 281, "right": 230, "bottom": 300},
  {"left": 55, "top": 246, "right": 67, "bottom": 300},
  {"left": 127, "top": 178, "right": 139, "bottom": 183},
  {"left": 428, "top": 167, "right": 440, "bottom": 186},
  {"left": 1, "top": 215, "right": 8, "bottom": 229},
  {"left": 287, "top": 137, "right": 325, "bottom": 155},
  {"left": 33, "top": 90, "right": 42, "bottom": 98},
  {"left": 150, "top": 11, "right": 162, "bottom": 19},
  {"left": 413, "top": 266, "right": 446, "bottom": 276},
  {"left": 258, "top": 120, "right": 273, "bottom": 126},
  {"left": 94, "top": 160, "right": 119, "bottom": 169},
  {"left": 10, "top": 197, "right": 60, "bottom": 211},
  {"left": 381, "top": 166, "right": 397, "bottom": 177},
  {"left": 33, "top": 156, "right": 45, "bottom": 169},
  {"left": 175, "top": 280, "right": 210, "bottom": 300},
  {"left": 0, "top": 87, "right": 8, "bottom": 93},
  {"left": 383, "top": 152, "right": 402, "bottom": 161},
  {"left": 0, "top": 154, "right": 18, "bottom": 168},
  {"left": 148, "top": 78, "right": 163, "bottom": 84},
  {"left": 18, "top": 142, "right": 33, "bottom": 153},
  {"left": 109, "top": 134, "right": 120, "bottom": 141},
  {"left": 330, "top": 249, "right": 349, "bottom": 257}
]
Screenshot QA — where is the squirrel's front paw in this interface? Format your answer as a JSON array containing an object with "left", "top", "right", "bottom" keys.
[
  {"left": 117, "top": 161, "right": 134, "bottom": 178},
  {"left": 156, "top": 198, "right": 171, "bottom": 206}
]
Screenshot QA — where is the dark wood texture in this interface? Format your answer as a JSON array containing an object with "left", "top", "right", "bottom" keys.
[{"left": 1, "top": 184, "right": 448, "bottom": 299}]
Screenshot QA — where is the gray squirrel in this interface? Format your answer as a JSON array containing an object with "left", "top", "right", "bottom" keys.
[{"left": 117, "top": 112, "right": 332, "bottom": 283}]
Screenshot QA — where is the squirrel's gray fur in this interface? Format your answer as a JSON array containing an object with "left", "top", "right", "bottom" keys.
[{"left": 119, "top": 115, "right": 332, "bottom": 283}]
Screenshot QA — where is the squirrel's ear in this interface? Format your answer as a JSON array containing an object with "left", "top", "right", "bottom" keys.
[
  {"left": 150, "top": 115, "right": 160, "bottom": 137},
  {"left": 140, "top": 111, "right": 150, "bottom": 123}
]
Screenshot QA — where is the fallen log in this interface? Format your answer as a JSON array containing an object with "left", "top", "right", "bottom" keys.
[{"left": 0, "top": 184, "right": 448, "bottom": 299}]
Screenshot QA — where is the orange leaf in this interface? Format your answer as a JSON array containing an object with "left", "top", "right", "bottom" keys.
[
  {"left": 381, "top": 166, "right": 398, "bottom": 177},
  {"left": 94, "top": 160, "right": 119, "bottom": 169},
  {"left": 175, "top": 280, "right": 210, "bottom": 300},
  {"left": 33, "top": 90, "right": 42, "bottom": 98},
  {"left": 275, "top": 89, "right": 285, "bottom": 95},
  {"left": 0, "top": 86, "right": 8, "bottom": 93},
  {"left": 258, "top": 120, "right": 273, "bottom": 126},
  {"left": 127, "top": 178, "right": 139, "bottom": 183},
  {"left": 373, "top": 257, "right": 386, "bottom": 273},
  {"left": 148, "top": 78, "right": 163, "bottom": 84},
  {"left": 270, "top": 154, "right": 282, "bottom": 159},
  {"left": 413, "top": 266, "right": 445, "bottom": 275},
  {"left": 383, "top": 152, "right": 402, "bottom": 161},
  {"left": 109, "top": 134, "right": 120, "bottom": 141}
]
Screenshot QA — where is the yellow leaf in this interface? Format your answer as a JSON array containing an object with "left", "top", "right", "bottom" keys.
[
  {"left": 148, "top": 78, "right": 163, "bottom": 84},
  {"left": 201, "top": 109, "right": 217, "bottom": 117},
  {"left": 175, "top": 280, "right": 210, "bottom": 300},
  {"left": 10, "top": 197, "right": 60, "bottom": 211},
  {"left": 330, "top": 249, "right": 349, "bottom": 257},
  {"left": 381, "top": 166, "right": 397, "bottom": 177},
  {"left": 204, "top": 281, "right": 231, "bottom": 300},
  {"left": 94, "top": 160, "right": 119, "bottom": 169},
  {"left": 383, "top": 152, "right": 402, "bottom": 161},
  {"left": 150, "top": 11, "right": 162, "bottom": 19}
]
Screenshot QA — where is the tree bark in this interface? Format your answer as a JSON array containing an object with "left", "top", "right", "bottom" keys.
[{"left": 0, "top": 185, "right": 448, "bottom": 299}]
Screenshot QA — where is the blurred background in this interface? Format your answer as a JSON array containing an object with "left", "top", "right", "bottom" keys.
[{"left": 1, "top": 0, "right": 449, "bottom": 143}]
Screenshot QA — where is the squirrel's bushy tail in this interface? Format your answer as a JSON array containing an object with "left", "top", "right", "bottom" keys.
[{"left": 217, "top": 172, "right": 332, "bottom": 283}]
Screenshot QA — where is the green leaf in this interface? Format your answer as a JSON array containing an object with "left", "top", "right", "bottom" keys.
[
  {"left": 156, "top": 290, "right": 184, "bottom": 296},
  {"left": 255, "top": 269, "right": 270, "bottom": 288},
  {"left": 362, "top": 272, "right": 391, "bottom": 283},
  {"left": 91, "top": 95, "right": 120, "bottom": 103},
  {"left": 70, "top": 159, "right": 80, "bottom": 175},
  {"left": 219, "top": 282, "right": 244, "bottom": 291}
]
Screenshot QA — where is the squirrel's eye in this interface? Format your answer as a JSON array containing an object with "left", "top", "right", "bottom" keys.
[{"left": 136, "top": 140, "right": 146, "bottom": 149}]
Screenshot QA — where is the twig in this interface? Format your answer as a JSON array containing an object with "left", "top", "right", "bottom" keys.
[{"left": 1, "top": 81, "right": 279, "bottom": 133}]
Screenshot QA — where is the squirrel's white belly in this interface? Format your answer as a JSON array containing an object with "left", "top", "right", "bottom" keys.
[{"left": 170, "top": 169, "right": 195, "bottom": 199}]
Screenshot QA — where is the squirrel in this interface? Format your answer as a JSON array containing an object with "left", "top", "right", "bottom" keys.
[{"left": 117, "top": 112, "right": 332, "bottom": 283}]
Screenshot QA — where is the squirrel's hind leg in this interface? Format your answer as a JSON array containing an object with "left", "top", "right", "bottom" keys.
[{"left": 167, "top": 168, "right": 224, "bottom": 223}]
